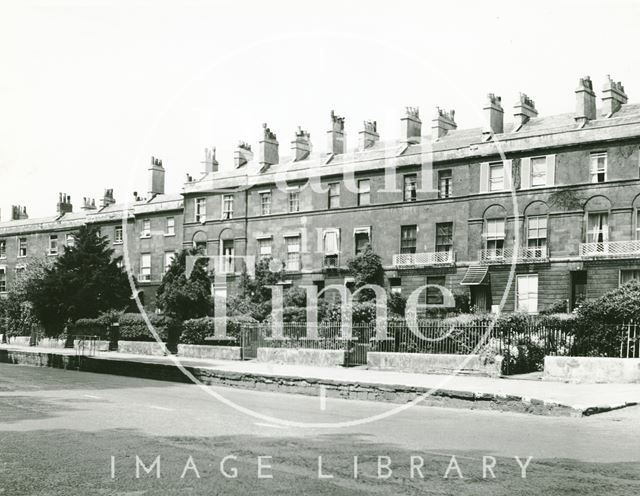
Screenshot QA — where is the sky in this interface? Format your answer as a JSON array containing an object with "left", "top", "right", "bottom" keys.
[{"left": 0, "top": 0, "right": 638, "bottom": 219}]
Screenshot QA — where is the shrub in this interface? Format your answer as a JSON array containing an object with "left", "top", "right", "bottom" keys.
[
  {"left": 117, "top": 313, "right": 175, "bottom": 342},
  {"left": 573, "top": 280, "right": 640, "bottom": 356},
  {"left": 180, "top": 315, "right": 257, "bottom": 345},
  {"left": 72, "top": 317, "right": 109, "bottom": 339},
  {"left": 539, "top": 299, "right": 568, "bottom": 315}
]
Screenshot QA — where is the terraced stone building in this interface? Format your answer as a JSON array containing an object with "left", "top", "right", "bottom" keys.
[{"left": 2, "top": 74, "right": 640, "bottom": 313}]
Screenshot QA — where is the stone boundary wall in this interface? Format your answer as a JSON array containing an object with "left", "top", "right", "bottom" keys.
[
  {"left": 257, "top": 348, "right": 346, "bottom": 367},
  {"left": 117, "top": 341, "right": 168, "bottom": 356},
  {"left": 544, "top": 356, "right": 640, "bottom": 383},
  {"left": 0, "top": 347, "right": 587, "bottom": 416},
  {"left": 367, "top": 352, "right": 503, "bottom": 377},
  {"left": 177, "top": 344, "right": 241, "bottom": 360}
]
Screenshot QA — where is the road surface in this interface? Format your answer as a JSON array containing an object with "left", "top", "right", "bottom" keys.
[{"left": 0, "top": 363, "right": 638, "bottom": 495}]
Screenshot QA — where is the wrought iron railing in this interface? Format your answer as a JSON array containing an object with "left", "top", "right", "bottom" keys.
[
  {"left": 479, "top": 247, "right": 548, "bottom": 264},
  {"left": 392, "top": 251, "right": 455, "bottom": 267},
  {"left": 323, "top": 254, "right": 340, "bottom": 269},
  {"left": 580, "top": 240, "right": 640, "bottom": 259}
]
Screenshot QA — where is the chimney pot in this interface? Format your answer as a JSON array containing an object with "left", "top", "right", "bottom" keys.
[
  {"left": 234, "top": 141, "right": 254, "bottom": 168},
  {"left": 259, "top": 123, "right": 279, "bottom": 170},
  {"left": 483, "top": 93, "right": 504, "bottom": 135},
  {"left": 431, "top": 107, "right": 457, "bottom": 138},
  {"left": 326, "top": 111, "right": 346, "bottom": 154},
  {"left": 601, "top": 74, "right": 628, "bottom": 117},
  {"left": 401, "top": 107, "right": 422, "bottom": 144},
  {"left": 358, "top": 120, "right": 379, "bottom": 150},
  {"left": 291, "top": 127, "right": 312, "bottom": 161},
  {"left": 202, "top": 147, "right": 219, "bottom": 173},
  {"left": 575, "top": 75, "right": 596, "bottom": 125},
  {"left": 148, "top": 155, "right": 165, "bottom": 197},
  {"left": 100, "top": 189, "right": 116, "bottom": 208},
  {"left": 513, "top": 93, "right": 538, "bottom": 128},
  {"left": 56, "top": 193, "right": 73, "bottom": 215},
  {"left": 10, "top": 205, "right": 28, "bottom": 221}
]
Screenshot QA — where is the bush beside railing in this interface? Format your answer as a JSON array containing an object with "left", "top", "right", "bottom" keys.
[{"left": 180, "top": 315, "right": 256, "bottom": 345}]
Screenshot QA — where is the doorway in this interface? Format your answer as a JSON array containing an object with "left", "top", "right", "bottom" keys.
[{"left": 570, "top": 270, "right": 587, "bottom": 310}]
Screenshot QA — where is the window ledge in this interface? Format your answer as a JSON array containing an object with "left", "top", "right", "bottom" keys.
[
  {"left": 164, "top": 233, "right": 176, "bottom": 237},
  {"left": 113, "top": 241, "right": 123, "bottom": 245},
  {"left": 140, "top": 235, "right": 152, "bottom": 239}
]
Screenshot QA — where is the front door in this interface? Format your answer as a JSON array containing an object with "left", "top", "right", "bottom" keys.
[
  {"left": 470, "top": 285, "right": 491, "bottom": 311},
  {"left": 570, "top": 271, "right": 587, "bottom": 310}
]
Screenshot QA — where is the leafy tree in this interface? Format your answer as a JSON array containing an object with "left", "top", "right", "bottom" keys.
[
  {"left": 27, "top": 227, "right": 132, "bottom": 336},
  {"left": 155, "top": 248, "right": 212, "bottom": 322},
  {"left": 0, "top": 257, "right": 52, "bottom": 340},
  {"left": 347, "top": 245, "right": 385, "bottom": 301},
  {"left": 228, "top": 257, "right": 283, "bottom": 321}
]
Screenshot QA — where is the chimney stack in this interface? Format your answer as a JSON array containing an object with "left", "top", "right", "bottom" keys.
[
  {"left": 56, "top": 193, "right": 73, "bottom": 215},
  {"left": 202, "top": 147, "right": 219, "bottom": 173},
  {"left": 291, "top": 127, "right": 312, "bottom": 161},
  {"left": 234, "top": 142, "right": 253, "bottom": 168},
  {"left": 358, "top": 120, "right": 379, "bottom": 150},
  {"left": 81, "top": 197, "right": 97, "bottom": 211},
  {"left": 401, "top": 107, "right": 422, "bottom": 144},
  {"left": 148, "top": 156, "right": 165, "bottom": 197},
  {"left": 575, "top": 76, "right": 596, "bottom": 125},
  {"left": 326, "top": 111, "right": 346, "bottom": 154},
  {"left": 100, "top": 189, "right": 115, "bottom": 208},
  {"left": 11, "top": 205, "right": 28, "bottom": 221},
  {"left": 602, "top": 74, "right": 628, "bottom": 117},
  {"left": 431, "top": 108, "right": 457, "bottom": 138},
  {"left": 259, "top": 123, "right": 279, "bottom": 170},
  {"left": 483, "top": 94, "right": 504, "bottom": 135},
  {"left": 513, "top": 93, "right": 538, "bottom": 128}
]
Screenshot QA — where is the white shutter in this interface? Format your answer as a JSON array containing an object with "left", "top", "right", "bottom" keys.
[
  {"left": 546, "top": 154, "right": 556, "bottom": 186},
  {"left": 504, "top": 160, "right": 513, "bottom": 190},
  {"left": 479, "top": 162, "right": 489, "bottom": 193},
  {"left": 521, "top": 157, "right": 531, "bottom": 189}
]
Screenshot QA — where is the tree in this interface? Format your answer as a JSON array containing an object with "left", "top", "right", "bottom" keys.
[
  {"left": 227, "top": 257, "right": 283, "bottom": 321},
  {"left": 155, "top": 248, "right": 212, "bottom": 322},
  {"left": 27, "top": 226, "right": 132, "bottom": 336},
  {"left": 346, "top": 245, "right": 385, "bottom": 301},
  {"left": 0, "top": 257, "right": 52, "bottom": 339}
]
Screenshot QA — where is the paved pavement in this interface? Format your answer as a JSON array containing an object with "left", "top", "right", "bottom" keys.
[
  {"left": 2, "top": 342, "right": 640, "bottom": 414},
  {"left": 0, "top": 363, "right": 639, "bottom": 495}
]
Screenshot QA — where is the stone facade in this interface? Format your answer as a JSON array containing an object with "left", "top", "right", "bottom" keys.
[{"left": 2, "top": 74, "right": 640, "bottom": 314}]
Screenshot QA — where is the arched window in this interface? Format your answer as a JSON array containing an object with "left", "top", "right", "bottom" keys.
[
  {"left": 192, "top": 231, "right": 207, "bottom": 254},
  {"left": 482, "top": 205, "right": 507, "bottom": 260},
  {"left": 583, "top": 196, "right": 612, "bottom": 246}
]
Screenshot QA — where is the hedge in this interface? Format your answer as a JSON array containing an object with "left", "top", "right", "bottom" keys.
[
  {"left": 180, "top": 315, "right": 256, "bottom": 345},
  {"left": 71, "top": 313, "right": 178, "bottom": 342}
]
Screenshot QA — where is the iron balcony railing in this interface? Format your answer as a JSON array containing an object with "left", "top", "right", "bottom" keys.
[
  {"left": 580, "top": 240, "right": 640, "bottom": 259},
  {"left": 479, "top": 247, "right": 548, "bottom": 264},
  {"left": 392, "top": 251, "right": 455, "bottom": 268},
  {"left": 323, "top": 254, "right": 340, "bottom": 270}
]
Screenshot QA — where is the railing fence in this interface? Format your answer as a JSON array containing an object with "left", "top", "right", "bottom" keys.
[{"left": 240, "top": 320, "right": 640, "bottom": 371}]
